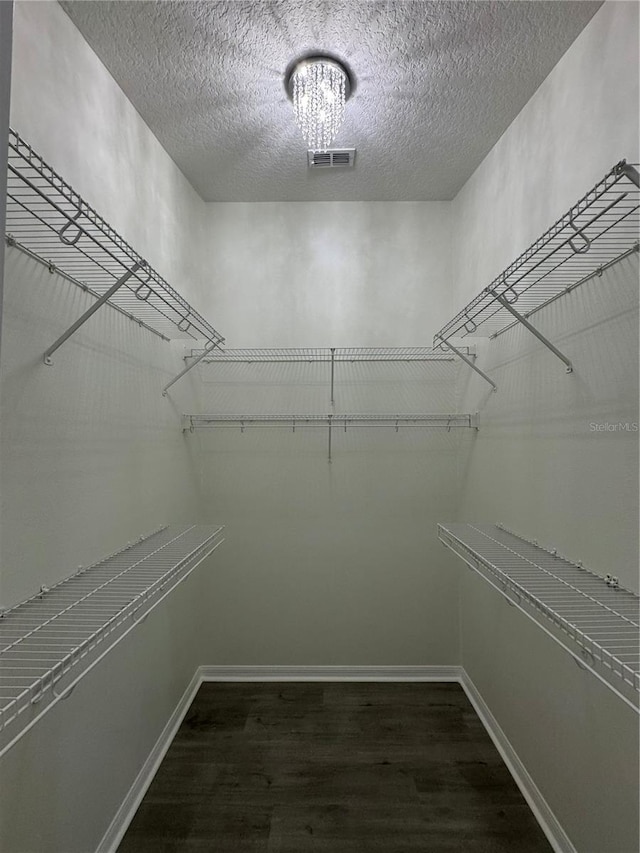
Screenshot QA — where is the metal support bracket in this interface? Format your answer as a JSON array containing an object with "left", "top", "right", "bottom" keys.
[
  {"left": 43, "top": 263, "right": 143, "bottom": 365},
  {"left": 490, "top": 291, "right": 573, "bottom": 373},
  {"left": 435, "top": 336, "right": 497, "bottom": 392},
  {"left": 330, "top": 347, "right": 336, "bottom": 405},
  {"left": 162, "top": 339, "right": 222, "bottom": 397},
  {"left": 617, "top": 161, "right": 640, "bottom": 189},
  {"left": 327, "top": 414, "right": 333, "bottom": 463}
]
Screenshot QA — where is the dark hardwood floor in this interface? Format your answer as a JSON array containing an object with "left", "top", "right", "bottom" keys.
[{"left": 118, "top": 682, "right": 553, "bottom": 852}]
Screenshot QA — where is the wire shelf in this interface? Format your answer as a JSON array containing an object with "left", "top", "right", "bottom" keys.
[
  {"left": 188, "top": 347, "right": 470, "bottom": 363},
  {"left": 0, "top": 524, "right": 224, "bottom": 757},
  {"left": 184, "top": 413, "right": 478, "bottom": 430},
  {"left": 439, "top": 522, "right": 639, "bottom": 710},
  {"left": 5, "top": 129, "right": 225, "bottom": 346},
  {"left": 434, "top": 161, "right": 639, "bottom": 344}
]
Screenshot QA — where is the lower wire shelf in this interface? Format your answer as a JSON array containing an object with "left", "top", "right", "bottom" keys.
[
  {"left": 0, "top": 524, "right": 224, "bottom": 757},
  {"left": 439, "top": 523, "right": 639, "bottom": 711},
  {"left": 183, "top": 413, "right": 478, "bottom": 462},
  {"left": 183, "top": 413, "right": 479, "bottom": 429}
]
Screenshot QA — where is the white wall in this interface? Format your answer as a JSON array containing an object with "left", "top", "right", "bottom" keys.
[
  {"left": 8, "top": 0, "right": 213, "bottom": 316},
  {"left": 192, "top": 199, "right": 459, "bottom": 669},
  {"left": 0, "top": 3, "right": 218, "bottom": 850},
  {"left": 451, "top": 0, "right": 639, "bottom": 308},
  {"left": 0, "top": 0, "right": 12, "bottom": 356},
  {"left": 451, "top": 3, "right": 639, "bottom": 851},
  {"left": 193, "top": 358, "right": 464, "bottom": 667},
  {"left": 0, "top": 249, "right": 203, "bottom": 609},
  {"left": 200, "top": 201, "right": 452, "bottom": 347}
]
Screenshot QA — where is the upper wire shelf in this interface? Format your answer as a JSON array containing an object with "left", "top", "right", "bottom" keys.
[
  {"left": 188, "top": 346, "right": 470, "bottom": 363},
  {"left": 439, "top": 522, "right": 639, "bottom": 711},
  {"left": 435, "top": 160, "right": 639, "bottom": 345},
  {"left": 5, "top": 129, "right": 225, "bottom": 347},
  {"left": 0, "top": 524, "right": 224, "bottom": 757}
]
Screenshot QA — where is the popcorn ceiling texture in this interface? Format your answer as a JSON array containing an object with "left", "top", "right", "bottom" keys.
[{"left": 60, "top": 0, "right": 600, "bottom": 202}]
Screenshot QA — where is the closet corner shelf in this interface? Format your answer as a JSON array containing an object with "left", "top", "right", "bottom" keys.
[
  {"left": 5, "top": 129, "right": 224, "bottom": 379},
  {"left": 434, "top": 160, "right": 639, "bottom": 389},
  {"left": 439, "top": 522, "right": 639, "bottom": 711},
  {"left": 0, "top": 524, "right": 224, "bottom": 757}
]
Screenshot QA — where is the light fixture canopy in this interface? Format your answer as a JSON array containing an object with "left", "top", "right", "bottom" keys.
[{"left": 286, "top": 55, "right": 352, "bottom": 151}]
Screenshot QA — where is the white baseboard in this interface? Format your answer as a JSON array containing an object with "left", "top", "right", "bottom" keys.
[
  {"left": 199, "top": 664, "right": 462, "bottom": 681},
  {"left": 95, "top": 668, "right": 203, "bottom": 853},
  {"left": 96, "top": 664, "right": 574, "bottom": 853},
  {"left": 459, "top": 669, "right": 577, "bottom": 853}
]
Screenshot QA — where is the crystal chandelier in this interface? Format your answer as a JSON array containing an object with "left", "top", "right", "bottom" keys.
[{"left": 286, "top": 56, "right": 351, "bottom": 150}]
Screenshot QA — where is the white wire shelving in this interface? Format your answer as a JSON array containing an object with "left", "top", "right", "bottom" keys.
[
  {"left": 439, "top": 522, "right": 639, "bottom": 711},
  {"left": 185, "top": 413, "right": 478, "bottom": 461},
  {"left": 434, "top": 160, "right": 639, "bottom": 389},
  {"left": 0, "top": 524, "right": 224, "bottom": 757},
  {"left": 188, "top": 346, "right": 470, "bottom": 362},
  {"left": 185, "top": 413, "right": 477, "bottom": 429},
  {"left": 187, "top": 346, "right": 473, "bottom": 406},
  {"left": 5, "top": 129, "right": 225, "bottom": 381}
]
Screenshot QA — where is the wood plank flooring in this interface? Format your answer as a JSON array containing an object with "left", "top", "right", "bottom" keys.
[{"left": 118, "top": 682, "right": 553, "bottom": 852}]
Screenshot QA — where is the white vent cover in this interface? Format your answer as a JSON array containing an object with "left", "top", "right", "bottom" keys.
[{"left": 307, "top": 149, "right": 356, "bottom": 169}]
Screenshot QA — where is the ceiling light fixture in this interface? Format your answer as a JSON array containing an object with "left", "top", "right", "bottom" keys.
[{"left": 285, "top": 56, "right": 352, "bottom": 151}]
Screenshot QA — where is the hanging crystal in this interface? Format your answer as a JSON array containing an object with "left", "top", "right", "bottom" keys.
[{"left": 290, "top": 58, "right": 348, "bottom": 150}]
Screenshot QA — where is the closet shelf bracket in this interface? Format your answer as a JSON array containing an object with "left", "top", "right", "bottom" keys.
[
  {"left": 162, "top": 339, "right": 222, "bottom": 396},
  {"left": 489, "top": 290, "right": 573, "bottom": 373},
  {"left": 43, "top": 263, "right": 143, "bottom": 365},
  {"left": 435, "top": 336, "right": 497, "bottom": 391},
  {"left": 330, "top": 348, "right": 336, "bottom": 405},
  {"left": 617, "top": 161, "right": 640, "bottom": 188}
]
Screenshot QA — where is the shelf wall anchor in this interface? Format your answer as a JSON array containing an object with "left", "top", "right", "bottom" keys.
[
  {"left": 43, "top": 262, "right": 143, "bottom": 365},
  {"left": 435, "top": 336, "right": 497, "bottom": 392},
  {"left": 490, "top": 290, "right": 573, "bottom": 373},
  {"left": 618, "top": 161, "right": 640, "bottom": 188}
]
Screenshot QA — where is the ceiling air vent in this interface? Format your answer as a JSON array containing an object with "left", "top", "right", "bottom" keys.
[{"left": 307, "top": 148, "right": 356, "bottom": 169}]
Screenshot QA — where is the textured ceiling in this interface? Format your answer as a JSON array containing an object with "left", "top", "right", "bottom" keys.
[{"left": 60, "top": 0, "right": 601, "bottom": 202}]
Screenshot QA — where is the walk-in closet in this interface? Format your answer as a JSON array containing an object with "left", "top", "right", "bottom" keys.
[{"left": 0, "top": 2, "right": 638, "bottom": 852}]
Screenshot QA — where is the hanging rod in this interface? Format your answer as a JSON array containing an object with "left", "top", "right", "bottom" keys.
[
  {"left": 184, "top": 413, "right": 478, "bottom": 462},
  {"left": 439, "top": 522, "right": 639, "bottom": 711},
  {"left": 5, "top": 130, "right": 225, "bottom": 365},
  {"left": 0, "top": 525, "right": 224, "bottom": 757},
  {"left": 434, "top": 159, "right": 640, "bottom": 386},
  {"left": 183, "top": 413, "right": 478, "bottom": 430}
]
